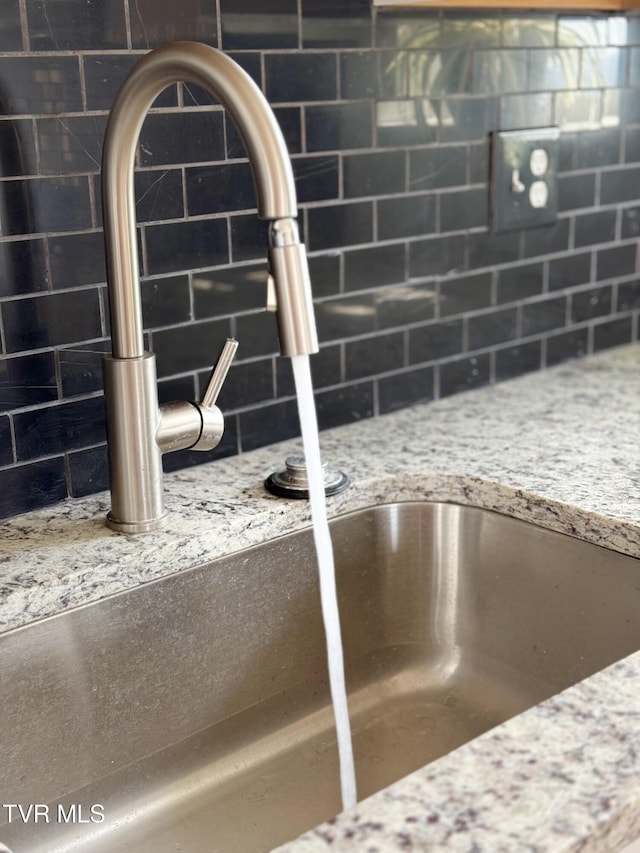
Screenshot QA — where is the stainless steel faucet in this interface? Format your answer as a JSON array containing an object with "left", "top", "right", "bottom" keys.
[{"left": 101, "top": 41, "right": 319, "bottom": 533}]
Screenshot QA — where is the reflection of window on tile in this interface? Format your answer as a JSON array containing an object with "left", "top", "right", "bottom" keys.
[
  {"left": 603, "top": 89, "right": 640, "bottom": 129},
  {"left": 530, "top": 49, "right": 579, "bottom": 91},
  {"left": 557, "top": 16, "right": 608, "bottom": 48},
  {"left": 378, "top": 50, "right": 408, "bottom": 99},
  {"left": 409, "top": 51, "right": 473, "bottom": 98},
  {"left": 440, "top": 98, "right": 494, "bottom": 144},
  {"left": 302, "top": 0, "right": 372, "bottom": 50},
  {"left": 315, "top": 295, "right": 376, "bottom": 342},
  {"left": 440, "top": 16, "right": 500, "bottom": 51},
  {"left": 374, "top": 283, "right": 437, "bottom": 329},
  {"left": 502, "top": 15, "right": 555, "bottom": 49},
  {"left": 555, "top": 91, "right": 602, "bottom": 132},
  {"left": 376, "top": 99, "right": 437, "bottom": 147},
  {"left": 219, "top": 0, "right": 296, "bottom": 51},
  {"left": 375, "top": 12, "right": 439, "bottom": 51},
  {"left": 474, "top": 50, "right": 527, "bottom": 96},
  {"left": 501, "top": 93, "right": 552, "bottom": 132},
  {"left": 377, "top": 99, "right": 416, "bottom": 129},
  {"left": 581, "top": 47, "right": 627, "bottom": 89},
  {"left": 631, "top": 48, "right": 640, "bottom": 86}
]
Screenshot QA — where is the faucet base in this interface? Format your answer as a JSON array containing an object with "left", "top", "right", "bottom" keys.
[
  {"left": 106, "top": 511, "right": 168, "bottom": 535},
  {"left": 103, "top": 353, "right": 166, "bottom": 532}
]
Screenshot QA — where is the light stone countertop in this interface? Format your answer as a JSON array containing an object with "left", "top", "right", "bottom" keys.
[{"left": 1, "top": 343, "right": 640, "bottom": 851}]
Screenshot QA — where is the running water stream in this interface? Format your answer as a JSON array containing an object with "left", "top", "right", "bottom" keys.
[{"left": 291, "top": 354, "right": 358, "bottom": 812}]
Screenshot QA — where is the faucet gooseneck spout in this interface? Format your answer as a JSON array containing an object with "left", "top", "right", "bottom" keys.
[{"left": 101, "top": 41, "right": 319, "bottom": 533}]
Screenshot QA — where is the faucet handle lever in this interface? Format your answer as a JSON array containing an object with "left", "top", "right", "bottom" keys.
[
  {"left": 200, "top": 338, "right": 239, "bottom": 409},
  {"left": 187, "top": 337, "right": 238, "bottom": 453}
]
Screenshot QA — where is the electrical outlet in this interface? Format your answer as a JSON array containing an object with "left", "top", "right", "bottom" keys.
[{"left": 490, "top": 127, "right": 560, "bottom": 232}]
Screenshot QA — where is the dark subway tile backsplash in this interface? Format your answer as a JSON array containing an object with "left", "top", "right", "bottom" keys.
[
  {"left": 0, "top": 2, "right": 638, "bottom": 519},
  {"left": 27, "top": 0, "right": 128, "bottom": 51},
  {"left": 378, "top": 194, "right": 436, "bottom": 241},
  {"left": 0, "top": 459, "right": 68, "bottom": 518},
  {"left": 219, "top": 0, "right": 296, "bottom": 51},
  {"left": 265, "top": 53, "right": 338, "bottom": 103},
  {"left": 14, "top": 395, "right": 107, "bottom": 462},
  {"left": 440, "top": 353, "right": 491, "bottom": 398},
  {"left": 302, "top": 0, "right": 372, "bottom": 49},
  {"left": 305, "top": 102, "right": 373, "bottom": 152},
  {"left": 131, "top": 0, "right": 218, "bottom": 49},
  {"left": 0, "top": 0, "right": 22, "bottom": 51},
  {"left": 0, "top": 352, "right": 57, "bottom": 411},
  {"left": 441, "top": 272, "right": 492, "bottom": 316},
  {"left": 145, "top": 217, "right": 229, "bottom": 275},
  {"left": 3, "top": 290, "right": 102, "bottom": 352},
  {"left": 0, "top": 56, "right": 83, "bottom": 115},
  {"left": 343, "top": 150, "right": 406, "bottom": 198},
  {"left": 0, "top": 239, "right": 49, "bottom": 296},
  {"left": 2, "top": 177, "right": 92, "bottom": 236}
]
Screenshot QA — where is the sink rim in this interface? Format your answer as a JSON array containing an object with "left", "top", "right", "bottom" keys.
[{"left": 3, "top": 474, "right": 640, "bottom": 639}]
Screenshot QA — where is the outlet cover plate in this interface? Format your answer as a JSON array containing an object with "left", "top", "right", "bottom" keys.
[{"left": 491, "top": 127, "right": 560, "bottom": 233}]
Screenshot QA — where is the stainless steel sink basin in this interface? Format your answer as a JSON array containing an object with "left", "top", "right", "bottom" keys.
[{"left": 2, "top": 501, "right": 640, "bottom": 852}]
